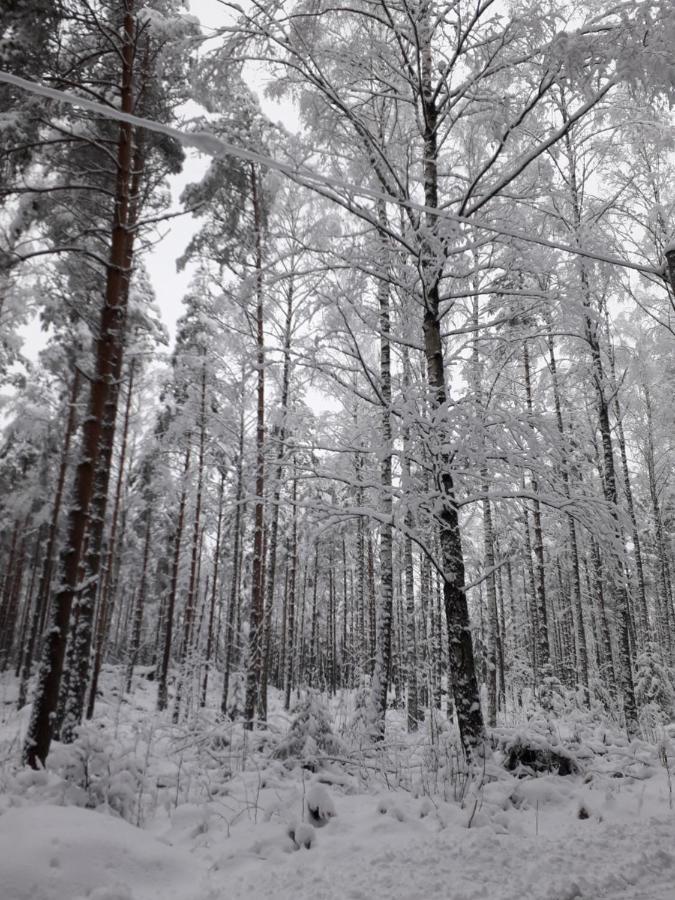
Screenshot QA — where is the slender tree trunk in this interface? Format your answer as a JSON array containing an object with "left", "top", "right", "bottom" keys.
[
  {"left": 281, "top": 465, "right": 297, "bottom": 709},
  {"left": 643, "top": 381, "right": 673, "bottom": 660},
  {"left": 157, "top": 445, "right": 191, "bottom": 712},
  {"left": 603, "top": 315, "right": 650, "bottom": 643},
  {"left": 260, "top": 275, "right": 294, "bottom": 719},
  {"left": 522, "top": 341, "right": 551, "bottom": 680},
  {"left": 547, "top": 329, "right": 589, "bottom": 697},
  {"left": 201, "top": 470, "right": 225, "bottom": 707},
  {"left": 18, "top": 370, "right": 80, "bottom": 709},
  {"left": 402, "top": 351, "right": 419, "bottom": 731},
  {"left": 124, "top": 509, "right": 152, "bottom": 694},
  {"left": 222, "top": 399, "right": 246, "bottom": 715},
  {"left": 562, "top": 118, "right": 637, "bottom": 734},
  {"left": 173, "top": 361, "right": 207, "bottom": 723},
  {"left": 244, "top": 163, "right": 266, "bottom": 729},
  {"left": 369, "top": 203, "right": 393, "bottom": 738}
]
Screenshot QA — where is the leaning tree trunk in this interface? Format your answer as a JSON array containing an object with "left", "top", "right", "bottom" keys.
[
  {"left": 60, "top": 344, "right": 139, "bottom": 741},
  {"left": 23, "top": 2, "right": 136, "bottom": 768},
  {"left": 60, "top": 129, "right": 145, "bottom": 739},
  {"left": 87, "top": 356, "right": 136, "bottom": 718}
]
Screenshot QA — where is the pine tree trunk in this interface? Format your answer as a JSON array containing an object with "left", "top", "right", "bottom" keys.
[
  {"left": 87, "top": 357, "right": 135, "bottom": 718},
  {"left": 24, "top": 2, "right": 137, "bottom": 768}
]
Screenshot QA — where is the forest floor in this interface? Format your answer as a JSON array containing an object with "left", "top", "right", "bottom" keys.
[{"left": 1, "top": 670, "right": 675, "bottom": 900}]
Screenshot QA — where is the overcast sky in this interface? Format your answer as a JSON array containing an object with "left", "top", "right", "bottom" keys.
[{"left": 144, "top": 0, "right": 300, "bottom": 348}]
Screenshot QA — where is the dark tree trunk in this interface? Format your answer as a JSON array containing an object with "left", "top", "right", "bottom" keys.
[
  {"left": 24, "top": 2, "right": 137, "bottom": 768},
  {"left": 418, "top": 8, "right": 484, "bottom": 756}
]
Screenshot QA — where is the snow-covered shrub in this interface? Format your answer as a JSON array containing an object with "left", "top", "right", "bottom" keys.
[
  {"left": 306, "top": 782, "right": 336, "bottom": 826},
  {"left": 224, "top": 673, "right": 245, "bottom": 720},
  {"left": 273, "top": 691, "right": 344, "bottom": 769},
  {"left": 50, "top": 722, "right": 149, "bottom": 823},
  {"left": 538, "top": 665, "right": 566, "bottom": 715},
  {"left": 340, "top": 680, "right": 372, "bottom": 749},
  {"left": 287, "top": 820, "right": 316, "bottom": 849},
  {"left": 493, "top": 726, "right": 580, "bottom": 777},
  {"left": 635, "top": 647, "right": 674, "bottom": 740}
]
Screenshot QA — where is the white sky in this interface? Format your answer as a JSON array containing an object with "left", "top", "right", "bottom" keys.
[
  {"left": 145, "top": 0, "right": 300, "bottom": 346},
  {"left": 20, "top": 0, "right": 300, "bottom": 360}
]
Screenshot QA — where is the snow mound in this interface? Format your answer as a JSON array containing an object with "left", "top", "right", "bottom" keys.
[
  {"left": 0, "top": 804, "right": 205, "bottom": 900},
  {"left": 306, "top": 783, "right": 336, "bottom": 826}
]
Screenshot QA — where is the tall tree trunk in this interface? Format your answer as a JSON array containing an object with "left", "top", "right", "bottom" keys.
[
  {"left": 222, "top": 398, "right": 246, "bottom": 715},
  {"left": 402, "top": 350, "right": 419, "bottom": 731},
  {"left": 24, "top": 2, "right": 137, "bottom": 768},
  {"left": 522, "top": 340, "right": 551, "bottom": 680},
  {"left": 369, "top": 203, "right": 393, "bottom": 738},
  {"left": 603, "top": 314, "right": 650, "bottom": 643},
  {"left": 60, "top": 115, "right": 147, "bottom": 741},
  {"left": 283, "top": 462, "right": 298, "bottom": 710},
  {"left": 173, "top": 360, "right": 207, "bottom": 723},
  {"left": 643, "top": 381, "right": 673, "bottom": 660},
  {"left": 201, "top": 469, "right": 225, "bottom": 707},
  {"left": 260, "top": 275, "right": 294, "bottom": 720},
  {"left": 418, "top": 6, "right": 484, "bottom": 755},
  {"left": 124, "top": 508, "right": 152, "bottom": 694},
  {"left": 244, "top": 162, "right": 266, "bottom": 729},
  {"left": 87, "top": 357, "right": 136, "bottom": 718},
  {"left": 547, "top": 329, "right": 589, "bottom": 698},
  {"left": 157, "top": 445, "right": 191, "bottom": 712}
]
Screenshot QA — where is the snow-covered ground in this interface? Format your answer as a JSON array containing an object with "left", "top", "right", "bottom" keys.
[{"left": 2, "top": 670, "right": 675, "bottom": 900}]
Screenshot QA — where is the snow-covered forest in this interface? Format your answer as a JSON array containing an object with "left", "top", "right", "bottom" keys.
[{"left": 1, "top": 1, "right": 675, "bottom": 897}]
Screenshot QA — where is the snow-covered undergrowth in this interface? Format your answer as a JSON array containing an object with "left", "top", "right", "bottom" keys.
[{"left": 2, "top": 668, "right": 675, "bottom": 900}]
